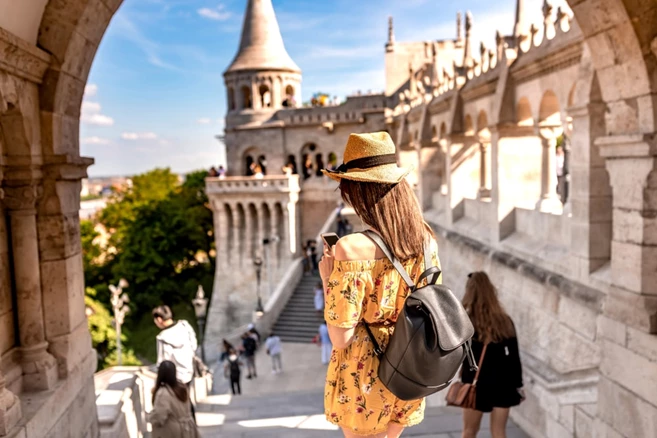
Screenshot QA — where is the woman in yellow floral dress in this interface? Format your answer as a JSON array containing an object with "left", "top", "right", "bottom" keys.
[{"left": 319, "top": 132, "right": 440, "bottom": 437}]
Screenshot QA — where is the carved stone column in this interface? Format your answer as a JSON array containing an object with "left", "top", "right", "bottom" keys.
[
  {"left": 269, "top": 202, "right": 280, "bottom": 268},
  {"left": 256, "top": 203, "right": 265, "bottom": 256},
  {"left": 536, "top": 125, "right": 563, "bottom": 213},
  {"left": 439, "top": 139, "right": 449, "bottom": 195},
  {"left": 4, "top": 184, "right": 58, "bottom": 392},
  {"left": 230, "top": 203, "right": 241, "bottom": 266},
  {"left": 477, "top": 138, "right": 491, "bottom": 199},
  {"left": 214, "top": 201, "right": 229, "bottom": 271}
]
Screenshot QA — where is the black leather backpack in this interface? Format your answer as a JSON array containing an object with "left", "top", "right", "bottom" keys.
[{"left": 362, "top": 231, "right": 477, "bottom": 401}]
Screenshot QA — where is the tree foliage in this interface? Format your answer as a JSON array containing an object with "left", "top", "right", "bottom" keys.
[{"left": 82, "top": 168, "right": 215, "bottom": 367}]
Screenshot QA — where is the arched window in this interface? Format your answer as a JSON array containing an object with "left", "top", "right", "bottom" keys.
[
  {"left": 327, "top": 152, "right": 338, "bottom": 170},
  {"left": 315, "top": 153, "right": 325, "bottom": 176},
  {"left": 259, "top": 84, "right": 271, "bottom": 108},
  {"left": 300, "top": 143, "right": 317, "bottom": 180},
  {"left": 517, "top": 97, "right": 533, "bottom": 126},
  {"left": 228, "top": 87, "right": 235, "bottom": 111},
  {"left": 464, "top": 114, "right": 474, "bottom": 136},
  {"left": 241, "top": 86, "right": 252, "bottom": 109},
  {"left": 258, "top": 154, "right": 267, "bottom": 175},
  {"left": 245, "top": 155, "right": 255, "bottom": 176},
  {"left": 283, "top": 85, "right": 295, "bottom": 107}
]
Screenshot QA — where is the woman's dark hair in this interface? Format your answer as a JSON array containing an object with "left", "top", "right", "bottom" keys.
[
  {"left": 222, "top": 339, "right": 233, "bottom": 351},
  {"left": 153, "top": 360, "right": 188, "bottom": 404},
  {"left": 339, "top": 178, "right": 432, "bottom": 261},
  {"left": 152, "top": 305, "right": 173, "bottom": 321},
  {"left": 462, "top": 271, "right": 515, "bottom": 343}
]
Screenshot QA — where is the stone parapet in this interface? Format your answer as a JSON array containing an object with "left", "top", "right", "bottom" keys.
[{"left": 206, "top": 174, "right": 300, "bottom": 195}]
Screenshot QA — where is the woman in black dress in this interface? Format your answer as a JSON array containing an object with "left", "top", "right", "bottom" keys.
[{"left": 460, "top": 272, "right": 524, "bottom": 438}]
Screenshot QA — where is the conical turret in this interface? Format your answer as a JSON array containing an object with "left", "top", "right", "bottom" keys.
[{"left": 225, "top": 0, "right": 300, "bottom": 74}]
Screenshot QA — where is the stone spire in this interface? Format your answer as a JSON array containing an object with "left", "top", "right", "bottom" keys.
[
  {"left": 463, "top": 11, "right": 473, "bottom": 68},
  {"left": 456, "top": 12, "right": 463, "bottom": 42},
  {"left": 225, "top": 0, "right": 300, "bottom": 74},
  {"left": 514, "top": 0, "right": 530, "bottom": 39},
  {"left": 387, "top": 16, "right": 395, "bottom": 46}
]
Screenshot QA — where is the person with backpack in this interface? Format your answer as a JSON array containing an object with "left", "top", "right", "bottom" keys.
[
  {"left": 152, "top": 305, "right": 199, "bottom": 419},
  {"left": 223, "top": 349, "right": 243, "bottom": 395},
  {"left": 318, "top": 132, "right": 446, "bottom": 437},
  {"left": 458, "top": 272, "right": 524, "bottom": 438},
  {"left": 241, "top": 332, "right": 258, "bottom": 379},
  {"left": 149, "top": 361, "right": 199, "bottom": 438}
]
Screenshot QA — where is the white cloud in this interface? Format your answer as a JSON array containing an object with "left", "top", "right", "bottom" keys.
[
  {"left": 80, "top": 86, "right": 114, "bottom": 126},
  {"left": 81, "top": 136, "right": 110, "bottom": 145},
  {"left": 84, "top": 84, "right": 98, "bottom": 98},
  {"left": 198, "top": 4, "right": 231, "bottom": 21},
  {"left": 197, "top": 117, "right": 211, "bottom": 124},
  {"left": 122, "top": 132, "right": 158, "bottom": 140}
]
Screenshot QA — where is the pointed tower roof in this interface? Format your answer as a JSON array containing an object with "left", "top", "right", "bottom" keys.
[
  {"left": 514, "top": 0, "right": 530, "bottom": 38},
  {"left": 225, "top": 0, "right": 300, "bottom": 74}
]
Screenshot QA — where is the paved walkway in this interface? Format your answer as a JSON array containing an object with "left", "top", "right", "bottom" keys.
[{"left": 197, "top": 342, "right": 529, "bottom": 438}]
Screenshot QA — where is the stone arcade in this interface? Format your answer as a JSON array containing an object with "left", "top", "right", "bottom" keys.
[{"left": 0, "top": 0, "right": 655, "bottom": 437}]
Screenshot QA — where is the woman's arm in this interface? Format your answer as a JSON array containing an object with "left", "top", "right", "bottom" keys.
[{"left": 319, "top": 239, "right": 358, "bottom": 349}]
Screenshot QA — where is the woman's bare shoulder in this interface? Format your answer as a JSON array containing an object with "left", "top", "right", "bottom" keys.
[{"left": 334, "top": 233, "right": 377, "bottom": 261}]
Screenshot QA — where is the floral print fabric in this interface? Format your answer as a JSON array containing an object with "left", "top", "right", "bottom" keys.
[{"left": 324, "top": 239, "right": 441, "bottom": 436}]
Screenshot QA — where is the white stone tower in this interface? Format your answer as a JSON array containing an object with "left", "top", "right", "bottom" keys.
[{"left": 224, "top": 0, "right": 302, "bottom": 128}]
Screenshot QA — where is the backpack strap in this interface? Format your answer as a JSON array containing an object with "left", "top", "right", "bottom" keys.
[{"left": 362, "top": 230, "right": 415, "bottom": 290}]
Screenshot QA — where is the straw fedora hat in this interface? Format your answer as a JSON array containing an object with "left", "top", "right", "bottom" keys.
[{"left": 322, "top": 132, "right": 412, "bottom": 184}]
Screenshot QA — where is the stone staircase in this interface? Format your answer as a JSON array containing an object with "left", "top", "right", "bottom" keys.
[{"left": 271, "top": 275, "right": 322, "bottom": 343}]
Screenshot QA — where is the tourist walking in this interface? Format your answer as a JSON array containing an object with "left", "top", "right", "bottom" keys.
[
  {"left": 459, "top": 271, "right": 524, "bottom": 438},
  {"left": 219, "top": 339, "right": 234, "bottom": 363},
  {"left": 265, "top": 332, "right": 283, "bottom": 374},
  {"left": 318, "top": 321, "right": 332, "bottom": 365},
  {"left": 314, "top": 281, "right": 325, "bottom": 317},
  {"left": 247, "top": 323, "right": 261, "bottom": 346},
  {"left": 152, "top": 305, "right": 198, "bottom": 419},
  {"left": 241, "top": 332, "right": 258, "bottom": 379},
  {"left": 224, "top": 349, "right": 243, "bottom": 395},
  {"left": 149, "top": 361, "right": 199, "bottom": 438},
  {"left": 319, "top": 132, "right": 440, "bottom": 437}
]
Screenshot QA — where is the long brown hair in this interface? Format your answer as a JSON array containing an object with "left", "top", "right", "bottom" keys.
[
  {"left": 339, "top": 178, "right": 429, "bottom": 261},
  {"left": 462, "top": 272, "right": 515, "bottom": 343},
  {"left": 153, "top": 360, "right": 189, "bottom": 404}
]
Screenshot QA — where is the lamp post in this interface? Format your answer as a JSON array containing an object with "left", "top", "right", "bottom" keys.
[
  {"left": 109, "top": 278, "right": 129, "bottom": 366},
  {"left": 253, "top": 256, "right": 264, "bottom": 317},
  {"left": 192, "top": 285, "right": 209, "bottom": 363}
]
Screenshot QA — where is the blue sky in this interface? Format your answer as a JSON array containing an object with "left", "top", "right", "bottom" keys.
[{"left": 81, "top": 0, "right": 560, "bottom": 177}]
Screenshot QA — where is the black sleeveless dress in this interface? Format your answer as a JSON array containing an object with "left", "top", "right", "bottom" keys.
[{"left": 461, "top": 326, "right": 524, "bottom": 412}]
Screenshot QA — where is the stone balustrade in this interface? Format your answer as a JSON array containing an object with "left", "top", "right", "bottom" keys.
[{"left": 206, "top": 175, "right": 300, "bottom": 194}]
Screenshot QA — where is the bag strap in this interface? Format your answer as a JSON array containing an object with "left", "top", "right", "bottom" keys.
[
  {"left": 362, "top": 230, "right": 415, "bottom": 289},
  {"left": 472, "top": 343, "right": 488, "bottom": 386}
]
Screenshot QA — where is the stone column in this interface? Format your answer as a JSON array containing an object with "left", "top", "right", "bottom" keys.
[
  {"left": 256, "top": 203, "right": 265, "bottom": 256},
  {"left": 4, "top": 185, "right": 58, "bottom": 392},
  {"left": 252, "top": 82, "right": 261, "bottom": 110},
  {"left": 477, "top": 137, "right": 491, "bottom": 199},
  {"left": 439, "top": 139, "right": 449, "bottom": 195},
  {"left": 230, "top": 203, "right": 240, "bottom": 267},
  {"left": 214, "top": 201, "right": 230, "bottom": 271},
  {"left": 269, "top": 203, "right": 280, "bottom": 268},
  {"left": 536, "top": 125, "right": 563, "bottom": 213},
  {"left": 596, "top": 135, "right": 657, "bottom": 438}
]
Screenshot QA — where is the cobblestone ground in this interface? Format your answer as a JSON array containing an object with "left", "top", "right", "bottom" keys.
[{"left": 197, "top": 343, "right": 529, "bottom": 438}]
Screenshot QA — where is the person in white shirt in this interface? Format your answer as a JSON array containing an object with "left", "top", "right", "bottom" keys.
[
  {"left": 314, "top": 281, "right": 325, "bottom": 317},
  {"left": 265, "top": 333, "right": 283, "bottom": 374},
  {"left": 319, "top": 321, "right": 332, "bottom": 365}
]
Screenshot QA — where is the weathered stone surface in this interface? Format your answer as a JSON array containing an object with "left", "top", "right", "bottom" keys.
[
  {"left": 600, "top": 340, "right": 657, "bottom": 407},
  {"left": 558, "top": 296, "right": 597, "bottom": 341},
  {"left": 575, "top": 405, "right": 595, "bottom": 438},
  {"left": 597, "top": 377, "right": 657, "bottom": 438},
  {"left": 597, "top": 315, "right": 626, "bottom": 346},
  {"left": 626, "top": 326, "right": 657, "bottom": 362}
]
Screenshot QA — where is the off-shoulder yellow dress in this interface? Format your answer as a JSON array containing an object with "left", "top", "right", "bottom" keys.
[{"left": 323, "top": 240, "right": 440, "bottom": 436}]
